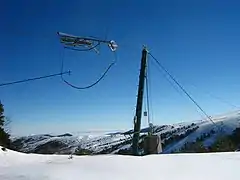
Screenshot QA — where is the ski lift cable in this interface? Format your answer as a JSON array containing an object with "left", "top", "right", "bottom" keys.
[
  {"left": 148, "top": 52, "right": 217, "bottom": 127},
  {"left": 60, "top": 47, "right": 117, "bottom": 90},
  {"left": 0, "top": 71, "right": 70, "bottom": 88}
]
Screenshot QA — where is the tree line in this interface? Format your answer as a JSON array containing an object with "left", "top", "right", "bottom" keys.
[
  {"left": 0, "top": 101, "right": 11, "bottom": 149},
  {"left": 177, "top": 128, "right": 240, "bottom": 153}
]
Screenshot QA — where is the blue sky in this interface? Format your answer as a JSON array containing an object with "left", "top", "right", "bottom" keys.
[{"left": 2, "top": 0, "right": 240, "bottom": 136}]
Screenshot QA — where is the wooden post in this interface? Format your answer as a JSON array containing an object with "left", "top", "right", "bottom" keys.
[{"left": 132, "top": 47, "right": 148, "bottom": 155}]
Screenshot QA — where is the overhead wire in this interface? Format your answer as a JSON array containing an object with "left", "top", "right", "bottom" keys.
[
  {"left": 145, "top": 60, "right": 151, "bottom": 126},
  {"left": 147, "top": 56, "right": 154, "bottom": 126},
  {"left": 149, "top": 57, "right": 238, "bottom": 121},
  {"left": 148, "top": 52, "right": 217, "bottom": 126},
  {"left": 0, "top": 71, "right": 70, "bottom": 87},
  {"left": 189, "top": 84, "right": 239, "bottom": 110},
  {"left": 149, "top": 59, "right": 206, "bottom": 120},
  {"left": 143, "top": 89, "right": 148, "bottom": 123},
  {"left": 60, "top": 46, "right": 117, "bottom": 90},
  {"left": 145, "top": 62, "right": 153, "bottom": 135}
]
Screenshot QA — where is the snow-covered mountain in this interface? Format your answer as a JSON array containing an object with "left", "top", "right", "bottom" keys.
[
  {"left": 1, "top": 145, "right": 240, "bottom": 180},
  {"left": 11, "top": 110, "right": 240, "bottom": 155}
]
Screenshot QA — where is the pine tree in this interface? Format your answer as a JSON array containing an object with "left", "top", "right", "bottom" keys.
[
  {"left": 210, "top": 136, "right": 235, "bottom": 152},
  {"left": 0, "top": 101, "right": 10, "bottom": 148},
  {"left": 0, "top": 102, "right": 4, "bottom": 126}
]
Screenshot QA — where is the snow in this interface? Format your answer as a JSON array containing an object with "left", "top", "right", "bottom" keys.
[
  {"left": 163, "top": 110, "right": 240, "bottom": 153},
  {"left": 111, "top": 144, "right": 132, "bottom": 154},
  {"left": 0, "top": 147, "right": 239, "bottom": 180},
  {"left": 14, "top": 133, "right": 129, "bottom": 154}
]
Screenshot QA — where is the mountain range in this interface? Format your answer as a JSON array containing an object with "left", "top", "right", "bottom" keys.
[{"left": 11, "top": 110, "right": 240, "bottom": 155}]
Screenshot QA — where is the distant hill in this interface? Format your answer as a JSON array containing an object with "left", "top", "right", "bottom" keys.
[{"left": 11, "top": 110, "right": 240, "bottom": 155}]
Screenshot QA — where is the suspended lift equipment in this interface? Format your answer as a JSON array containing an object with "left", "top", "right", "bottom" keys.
[
  {"left": 57, "top": 32, "right": 118, "bottom": 90},
  {"left": 57, "top": 32, "right": 118, "bottom": 53}
]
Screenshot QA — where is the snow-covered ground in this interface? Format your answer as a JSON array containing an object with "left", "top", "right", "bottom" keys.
[{"left": 0, "top": 146, "right": 239, "bottom": 180}]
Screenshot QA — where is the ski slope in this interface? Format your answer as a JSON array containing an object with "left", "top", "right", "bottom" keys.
[
  {"left": 162, "top": 110, "right": 240, "bottom": 153},
  {"left": 0, "top": 146, "right": 239, "bottom": 180}
]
